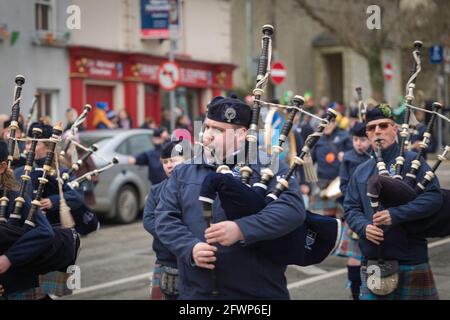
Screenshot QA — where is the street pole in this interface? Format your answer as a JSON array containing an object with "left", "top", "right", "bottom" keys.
[
  {"left": 437, "top": 64, "right": 444, "bottom": 150},
  {"left": 169, "top": 37, "right": 176, "bottom": 133}
]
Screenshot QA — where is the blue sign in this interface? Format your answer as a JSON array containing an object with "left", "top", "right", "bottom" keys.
[
  {"left": 430, "top": 45, "right": 443, "bottom": 64},
  {"left": 140, "top": 0, "right": 179, "bottom": 39}
]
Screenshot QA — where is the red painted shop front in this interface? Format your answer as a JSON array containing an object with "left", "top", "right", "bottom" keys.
[{"left": 69, "top": 46, "right": 235, "bottom": 129}]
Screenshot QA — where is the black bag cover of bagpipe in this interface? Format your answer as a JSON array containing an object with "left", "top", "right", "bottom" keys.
[
  {"left": 367, "top": 175, "right": 450, "bottom": 238},
  {"left": 19, "top": 227, "right": 80, "bottom": 274},
  {"left": 0, "top": 223, "right": 24, "bottom": 254},
  {"left": 201, "top": 172, "right": 339, "bottom": 266},
  {"left": 70, "top": 204, "right": 99, "bottom": 235},
  {"left": 256, "top": 211, "right": 339, "bottom": 266},
  {"left": 404, "top": 189, "right": 450, "bottom": 238}
]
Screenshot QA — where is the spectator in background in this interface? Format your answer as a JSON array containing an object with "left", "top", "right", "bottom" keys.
[
  {"left": 140, "top": 117, "right": 157, "bottom": 130},
  {"left": 118, "top": 109, "right": 133, "bottom": 129},
  {"left": 0, "top": 114, "right": 10, "bottom": 136},
  {"left": 107, "top": 110, "right": 119, "bottom": 128},
  {"left": 175, "top": 114, "right": 193, "bottom": 135},
  {"left": 64, "top": 108, "right": 80, "bottom": 132},
  {"left": 39, "top": 116, "right": 52, "bottom": 126},
  {"left": 161, "top": 109, "right": 172, "bottom": 130},
  {"left": 128, "top": 127, "right": 170, "bottom": 185},
  {"left": 92, "top": 102, "right": 116, "bottom": 129}
]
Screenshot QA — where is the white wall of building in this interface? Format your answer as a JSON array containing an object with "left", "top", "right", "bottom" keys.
[
  {"left": 70, "top": 0, "right": 232, "bottom": 63},
  {"left": 0, "top": 0, "right": 71, "bottom": 123}
]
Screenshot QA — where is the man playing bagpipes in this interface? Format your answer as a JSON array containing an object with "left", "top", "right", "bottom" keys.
[
  {"left": 154, "top": 95, "right": 305, "bottom": 299},
  {"left": 13, "top": 122, "right": 86, "bottom": 299},
  {"left": 0, "top": 140, "right": 56, "bottom": 300},
  {"left": 310, "top": 110, "right": 353, "bottom": 216},
  {"left": 143, "top": 139, "right": 187, "bottom": 300},
  {"left": 344, "top": 104, "right": 442, "bottom": 300},
  {"left": 334, "top": 122, "right": 372, "bottom": 300}
]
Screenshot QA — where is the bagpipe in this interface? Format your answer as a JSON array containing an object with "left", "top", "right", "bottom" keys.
[
  {"left": 198, "top": 26, "right": 342, "bottom": 271},
  {"left": 365, "top": 41, "right": 450, "bottom": 238},
  {"left": 0, "top": 76, "right": 118, "bottom": 276},
  {"left": 0, "top": 119, "right": 80, "bottom": 275}
]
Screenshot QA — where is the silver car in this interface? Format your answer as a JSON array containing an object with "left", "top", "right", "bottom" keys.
[{"left": 78, "top": 129, "right": 154, "bottom": 223}]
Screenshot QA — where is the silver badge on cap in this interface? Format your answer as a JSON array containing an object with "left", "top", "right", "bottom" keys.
[
  {"left": 224, "top": 107, "right": 236, "bottom": 123},
  {"left": 175, "top": 144, "right": 183, "bottom": 153}
]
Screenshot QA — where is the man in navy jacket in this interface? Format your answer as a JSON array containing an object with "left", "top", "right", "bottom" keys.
[
  {"left": 155, "top": 96, "right": 305, "bottom": 299},
  {"left": 143, "top": 139, "right": 186, "bottom": 300},
  {"left": 344, "top": 104, "right": 442, "bottom": 300}
]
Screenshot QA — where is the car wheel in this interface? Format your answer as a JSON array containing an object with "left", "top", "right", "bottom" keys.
[{"left": 114, "top": 185, "right": 139, "bottom": 224}]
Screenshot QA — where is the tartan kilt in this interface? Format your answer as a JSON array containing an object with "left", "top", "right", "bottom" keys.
[
  {"left": 333, "top": 221, "right": 362, "bottom": 260},
  {"left": 150, "top": 262, "right": 164, "bottom": 300},
  {"left": 1, "top": 288, "right": 37, "bottom": 300},
  {"left": 360, "top": 262, "right": 439, "bottom": 300},
  {"left": 34, "top": 271, "right": 73, "bottom": 298}
]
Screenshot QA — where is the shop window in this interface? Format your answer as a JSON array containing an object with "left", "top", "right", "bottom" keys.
[{"left": 35, "top": 0, "right": 54, "bottom": 31}]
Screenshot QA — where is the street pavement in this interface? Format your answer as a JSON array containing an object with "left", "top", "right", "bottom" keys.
[{"left": 61, "top": 159, "right": 450, "bottom": 300}]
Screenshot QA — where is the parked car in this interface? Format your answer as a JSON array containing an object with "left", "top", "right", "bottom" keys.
[{"left": 78, "top": 129, "right": 153, "bottom": 223}]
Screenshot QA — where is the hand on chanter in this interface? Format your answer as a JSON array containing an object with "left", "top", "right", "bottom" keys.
[
  {"left": 365, "top": 224, "right": 384, "bottom": 245},
  {"left": 192, "top": 242, "right": 217, "bottom": 270},
  {"left": 205, "top": 221, "right": 244, "bottom": 247}
]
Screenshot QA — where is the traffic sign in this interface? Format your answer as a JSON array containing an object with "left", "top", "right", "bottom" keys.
[
  {"left": 271, "top": 60, "right": 287, "bottom": 85},
  {"left": 430, "top": 45, "right": 443, "bottom": 64},
  {"left": 158, "top": 61, "right": 180, "bottom": 91},
  {"left": 384, "top": 63, "right": 393, "bottom": 81}
]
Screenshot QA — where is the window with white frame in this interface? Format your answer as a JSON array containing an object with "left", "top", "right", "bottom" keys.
[
  {"left": 35, "top": 0, "right": 54, "bottom": 31},
  {"left": 36, "top": 90, "right": 58, "bottom": 123}
]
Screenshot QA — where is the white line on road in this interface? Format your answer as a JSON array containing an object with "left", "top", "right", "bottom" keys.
[
  {"left": 69, "top": 237, "right": 450, "bottom": 296},
  {"left": 289, "top": 265, "right": 328, "bottom": 275},
  {"left": 71, "top": 272, "right": 153, "bottom": 296},
  {"left": 287, "top": 268, "right": 348, "bottom": 290},
  {"left": 428, "top": 237, "right": 450, "bottom": 248}
]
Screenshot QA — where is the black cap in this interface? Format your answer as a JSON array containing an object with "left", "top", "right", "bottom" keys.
[
  {"left": 350, "top": 122, "right": 367, "bottom": 137},
  {"left": 153, "top": 127, "right": 167, "bottom": 138},
  {"left": 28, "top": 122, "right": 53, "bottom": 139},
  {"left": 365, "top": 104, "right": 394, "bottom": 124},
  {"left": 3, "top": 118, "right": 24, "bottom": 132},
  {"left": 206, "top": 95, "right": 251, "bottom": 128},
  {"left": 160, "top": 139, "right": 184, "bottom": 159},
  {"left": 0, "top": 140, "right": 8, "bottom": 162}
]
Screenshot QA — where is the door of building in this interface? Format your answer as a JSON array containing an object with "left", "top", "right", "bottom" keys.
[{"left": 144, "top": 84, "right": 161, "bottom": 125}]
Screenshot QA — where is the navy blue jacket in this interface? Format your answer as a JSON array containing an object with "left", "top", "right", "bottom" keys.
[
  {"left": 312, "top": 128, "right": 352, "bottom": 181},
  {"left": 135, "top": 144, "right": 167, "bottom": 184},
  {"left": 339, "top": 148, "right": 372, "bottom": 195},
  {"left": 143, "top": 179, "right": 177, "bottom": 268},
  {"left": 14, "top": 158, "right": 84, "bottom": 226},
  {"left": 0, "top": 190, "right": 54, "bottom": 295},
  {"left": 344, "top": 143, "right": 443, "bottom": 265},
  {"left": 155, "top": 155, "right": 305, "bottom": 300}
]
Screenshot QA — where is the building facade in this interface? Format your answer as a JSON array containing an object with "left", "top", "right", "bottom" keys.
[
  {"left": 69, "top": 0, "right": 235, "bottom": 128},
  {"left": 230, "top": 0, "right": 405, "bottom": 110},
  {"left": 0, "top": 0, "right": 72, "bottom": 124}
]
